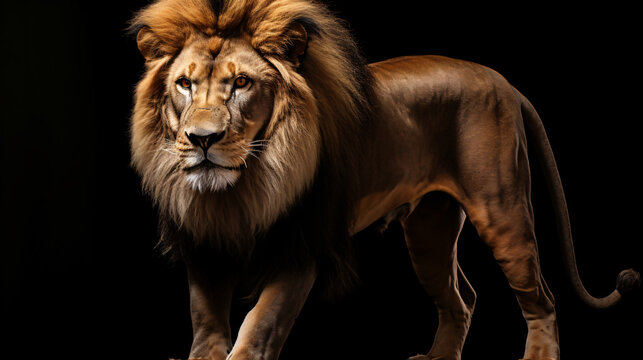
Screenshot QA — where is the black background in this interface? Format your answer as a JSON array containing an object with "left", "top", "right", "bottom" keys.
[{"left": 2, "top": 1, "right": 642, "bottom": 359}]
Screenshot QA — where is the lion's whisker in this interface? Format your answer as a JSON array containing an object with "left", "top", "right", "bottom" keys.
[
  {"left": 161, "top": 147, "right": 178, "bottom": 155},
  {"left": 235, "top": 144, "right": 261, "bottom": 160},
  {"left": 245, "top": 149, "right": 261, "bottom": 160}
]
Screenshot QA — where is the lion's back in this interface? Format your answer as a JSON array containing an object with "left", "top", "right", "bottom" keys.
[
  {"left": 369, "top": 54, "right": 516, "bottom": 111},
  {"left": 369, "top": 55, "right": 521, "bottom": 138}
]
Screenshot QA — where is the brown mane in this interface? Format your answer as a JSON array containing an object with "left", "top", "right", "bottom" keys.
[{"left": 129, "top": 0, "right": 374, "bottom": 295}]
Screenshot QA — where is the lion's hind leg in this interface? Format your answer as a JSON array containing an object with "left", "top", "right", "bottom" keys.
[
  {"left": 401, "top": 192, "right": 476, "bottom": 360},
  {"left": 461, "top": 194, "right": 559, "bottom": 360}
]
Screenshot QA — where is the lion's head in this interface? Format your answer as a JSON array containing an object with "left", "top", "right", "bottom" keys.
[{"left": 130, "top": 0, "right": 372, "bottom": 287}]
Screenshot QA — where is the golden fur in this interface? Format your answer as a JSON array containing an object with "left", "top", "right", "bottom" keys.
[{"left": 129, "top": 1, "right": 639, "bottom": 359}]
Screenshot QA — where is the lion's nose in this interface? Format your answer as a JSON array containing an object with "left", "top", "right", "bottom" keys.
[{"left": 185, "top": 130, "right": 226, "bottom": 151}]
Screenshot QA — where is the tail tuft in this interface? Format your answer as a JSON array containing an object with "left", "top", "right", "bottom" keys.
[{"left": 616, "top": 269, "right": 641, "bottom": 296}]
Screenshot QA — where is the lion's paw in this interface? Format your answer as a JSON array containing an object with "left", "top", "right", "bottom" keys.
[{"left": 406, "top": 355, "right": 430, "bottom": 360}]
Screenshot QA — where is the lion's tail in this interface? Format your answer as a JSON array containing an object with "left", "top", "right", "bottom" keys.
[{"left": 519, "top": 91, "right": 641, "bottom": 309}]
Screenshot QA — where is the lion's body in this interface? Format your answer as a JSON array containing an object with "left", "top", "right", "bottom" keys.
[
  {"left": 129, "top": 1, "right": 638, "bottom": 359},
  {"left": 353, "top": 56, "right": 557, "bottom": 360},
  {"left": 353, "top": 55, "right": 526, "bottom": 235}
]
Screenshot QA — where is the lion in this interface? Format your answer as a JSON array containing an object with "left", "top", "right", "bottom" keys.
[{"left": 128, "top": 0, "right": 640, "bottom": 359}]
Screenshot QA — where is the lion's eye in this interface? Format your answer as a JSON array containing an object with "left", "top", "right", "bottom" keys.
[
  {"left": 177, "top": 77, "right": 192, "bottom": 89},
  {"left": 234, "top": 76, "right": 250, "bottom": 88}
]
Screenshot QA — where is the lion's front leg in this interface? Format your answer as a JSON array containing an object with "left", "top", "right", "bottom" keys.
[
  {"left": 227, "top": 265, "right": 316, "bottom": 360},
  {"left": 186, "top": 258, "right": 236, "bottom": 360}
]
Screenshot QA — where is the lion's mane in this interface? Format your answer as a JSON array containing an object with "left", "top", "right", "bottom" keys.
[{"left": 129, "top": 0, "right": 374, "bottom": 294}]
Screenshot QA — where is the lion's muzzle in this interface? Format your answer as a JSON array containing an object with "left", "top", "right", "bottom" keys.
[
  {"left": 184, "top": 107, "right": 229, "bottom": 152},
  {"left": 186, "top": 130, "right": 226, "bottom": 152}
]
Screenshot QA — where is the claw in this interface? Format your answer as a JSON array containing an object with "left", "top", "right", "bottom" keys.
[{"left": 406, "top": 356, "right": 430, "bottom": 360}]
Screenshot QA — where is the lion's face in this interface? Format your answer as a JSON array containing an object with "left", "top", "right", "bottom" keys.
[{"left": 164, "top": 37, "right": 276, "bottom": 192}]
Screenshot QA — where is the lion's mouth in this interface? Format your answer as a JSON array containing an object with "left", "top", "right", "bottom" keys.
[{"left": 184, "top": 160, "right": 243, "bottom": 172}]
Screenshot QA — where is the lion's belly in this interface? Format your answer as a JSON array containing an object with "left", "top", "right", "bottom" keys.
[{"left": 350, "top": 181, "right": 432, "bottom": 235}]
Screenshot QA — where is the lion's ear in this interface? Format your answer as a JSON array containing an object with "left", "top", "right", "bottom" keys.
[
  {"left": 286, "top": 22, "right": 308, "bottom": 68},
  {"left": 136, "top": 26, "right": 164, "bottom": 61}
]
